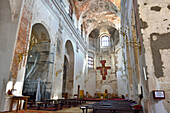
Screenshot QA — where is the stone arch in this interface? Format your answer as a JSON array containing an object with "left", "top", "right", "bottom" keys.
[
  {"left": 23, "top": 23, "right": 52, "bottom": 100},
  {"left": 62, "top": 55, "right": 69, "bottom": 98},
  {"left": 62, "top": 40, "right": 75, "bottom": 99},
  {"left": 100, "top": 84, "right": 113, "bottom": 94},
  {"left": 88, "top": 26, "right": 119, "bottom": 51}
]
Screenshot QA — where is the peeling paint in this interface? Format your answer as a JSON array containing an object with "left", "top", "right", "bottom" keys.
[
  {"left": 167, "top": 5, "right": 170, "bottom": 10},
  {"left": 150, "top": 6, "right": 161, "bottom": 12},
  {"left": 11, "top": 0, "right": 34, "bottom": 81},
  {"left": 140, "top": 18, "right": 148, "bottom": 29}
]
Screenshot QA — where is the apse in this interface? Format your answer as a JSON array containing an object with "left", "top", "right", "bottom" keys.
[{"left": 88, "top": 25, "right": 119, "bottom": 52}]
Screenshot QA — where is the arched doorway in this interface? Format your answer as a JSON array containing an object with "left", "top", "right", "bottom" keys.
[
  {"left": 62, "top": 56, "right": 69, "bottom": 98},
  {"left": 101, "top": 85, "right": 113, "bottom": 94},
  {"left": 22, "top": 23, "right": 52, "bottom": 101},
  {"left": 62, "top": 40, "right": 74, "bottom": 99}
]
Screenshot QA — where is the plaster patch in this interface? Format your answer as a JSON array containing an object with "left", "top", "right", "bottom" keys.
[
  {"left": 159, "top": 49, "right": 170, "bottom": 79},
  {"left": 150, "top": 32, "right": 170, "bottom": 78},
  {"left": 140, "top": 18, "right": 148, "bottom": 29},
  {"left": 150, "top": 6, "right": 161, "bottom": 12},
  {"left": 167, "top": 5, "right": 170, "bottom": 10}
]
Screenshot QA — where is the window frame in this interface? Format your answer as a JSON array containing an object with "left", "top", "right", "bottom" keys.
[
  {"left": 100, "top": 35, "right": 110, "bottom": 47},
  {"left": 88, "top": 56, "right": 94, "bottom": 69}
]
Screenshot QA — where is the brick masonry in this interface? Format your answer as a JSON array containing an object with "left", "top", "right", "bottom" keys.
[{"left": 11, "top": 0, "right": 34, "bottom": 81}]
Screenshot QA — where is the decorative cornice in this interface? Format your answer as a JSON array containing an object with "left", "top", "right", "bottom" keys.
[{"left": 41, "top": 0, "right": 88, "bottom": 52}]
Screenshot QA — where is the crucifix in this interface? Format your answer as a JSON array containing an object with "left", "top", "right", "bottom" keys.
[{"left": 97, "top": 60, "right": 111, "bottom": 80}]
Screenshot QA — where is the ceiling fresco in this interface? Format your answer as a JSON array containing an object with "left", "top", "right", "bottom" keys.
[{"left": 71, "top": 0, "right": 121, "bottom": 35}]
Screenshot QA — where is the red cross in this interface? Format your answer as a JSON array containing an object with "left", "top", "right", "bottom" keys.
[{"left": 96, "top": 60, "right": 111, "bottom": 80}]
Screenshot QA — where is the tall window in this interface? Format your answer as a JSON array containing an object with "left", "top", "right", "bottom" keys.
[
  {"left": 88, "top": 52, "right": 94, "bottom": 69},
  {"left": 101, "top": 35, "right": 109, "bottom": 47}
]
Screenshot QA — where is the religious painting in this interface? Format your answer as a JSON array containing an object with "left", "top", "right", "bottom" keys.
[{"left": 97, "top": 60, "right": 111, "bottom": 80}]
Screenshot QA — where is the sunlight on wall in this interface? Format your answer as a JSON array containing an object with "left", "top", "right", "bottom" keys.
[
  {"left": 83, "top": 57, "right": 87, "bottom": 73},
  {"left": 13, "top": 82, "right": 22, "bottom": 96},
  {"left": 6, "top": 81, "right": 13, "bottom": 93},
  {"left": 52, "top": 96, "right": 58, "bottom": 99}
]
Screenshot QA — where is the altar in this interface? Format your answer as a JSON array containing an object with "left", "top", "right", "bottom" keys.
[
  {"left": 95, "top": 93, "right": 118, "bottom": 99},
  {"left": 95, "top": 93, "right": 109, "bottom": 99}
]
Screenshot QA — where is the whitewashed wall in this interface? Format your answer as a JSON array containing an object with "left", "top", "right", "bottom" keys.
[{"left": 0, "top": 0, "right": 23, "bottom": 111}]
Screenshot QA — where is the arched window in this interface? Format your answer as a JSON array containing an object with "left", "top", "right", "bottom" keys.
[
  {"left": 99, "top": 27, "right": 110, "bottom": 47},
  {"left": 101, "top": 35, "right": 109, "bottom": 47},
  {"left": 88, "top": 52, "right": 94, "bottom": 69}
]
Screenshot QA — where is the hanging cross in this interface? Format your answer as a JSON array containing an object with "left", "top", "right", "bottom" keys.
[{"left": 96, "top": 60, "right": 111, "bottom": 80}]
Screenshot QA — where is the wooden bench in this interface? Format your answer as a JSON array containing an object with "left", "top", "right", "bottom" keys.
[
  {"left": 57, "top": 99, "right": 82, "bottom": 109},
  {"left": 36, "top": 102, "right": 43, "bottom": 110},
  {"left": 27, "top": 101, "right": 35, "bottom": 107},
  {"left": 80, "top": 100, "right": 143, "bottom": 113}
]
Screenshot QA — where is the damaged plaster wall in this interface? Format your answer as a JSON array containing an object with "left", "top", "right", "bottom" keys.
[
  {"left": 86, "top": 64, "right": 96, "bottom": 97},
  {"left": 138, "top": 0, "right": 170, "bottom": 112},
  {"left": 95, "top": 50, "right": 117, "bottom": 95}
]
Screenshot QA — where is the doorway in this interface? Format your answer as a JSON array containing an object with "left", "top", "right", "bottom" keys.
[{"left": 62, "top": 40, "right": 74, "bottom": 98}]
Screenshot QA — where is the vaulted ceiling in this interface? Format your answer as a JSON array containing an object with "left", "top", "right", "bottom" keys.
[{"left": 72, "top": 0, "right": 121, "bottom": 35}]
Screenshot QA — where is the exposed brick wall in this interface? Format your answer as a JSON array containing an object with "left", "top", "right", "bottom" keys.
[{"left": 11, "top": 0, "right": 34, "bottom": 81}]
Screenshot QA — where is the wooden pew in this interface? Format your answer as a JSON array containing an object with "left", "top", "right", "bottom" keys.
[{"left": 80, "top": 100, "right": 143, "bottom": 113}]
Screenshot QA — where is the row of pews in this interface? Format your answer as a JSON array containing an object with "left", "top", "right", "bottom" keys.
[
  {"left": 80, "top": 100, "right": 143, "bottom": 113},
  {"left": 27, "top": 99, "right": 86, "bottom": 110}
]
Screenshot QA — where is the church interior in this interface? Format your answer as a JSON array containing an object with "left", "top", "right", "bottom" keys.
[{"left": 0, "top": 0, "right": 170, "bottom": 113}]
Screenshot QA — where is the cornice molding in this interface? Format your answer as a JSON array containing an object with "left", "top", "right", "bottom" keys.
[{"left": 41, "top": 0, "right": 88, "bottom": 52}]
